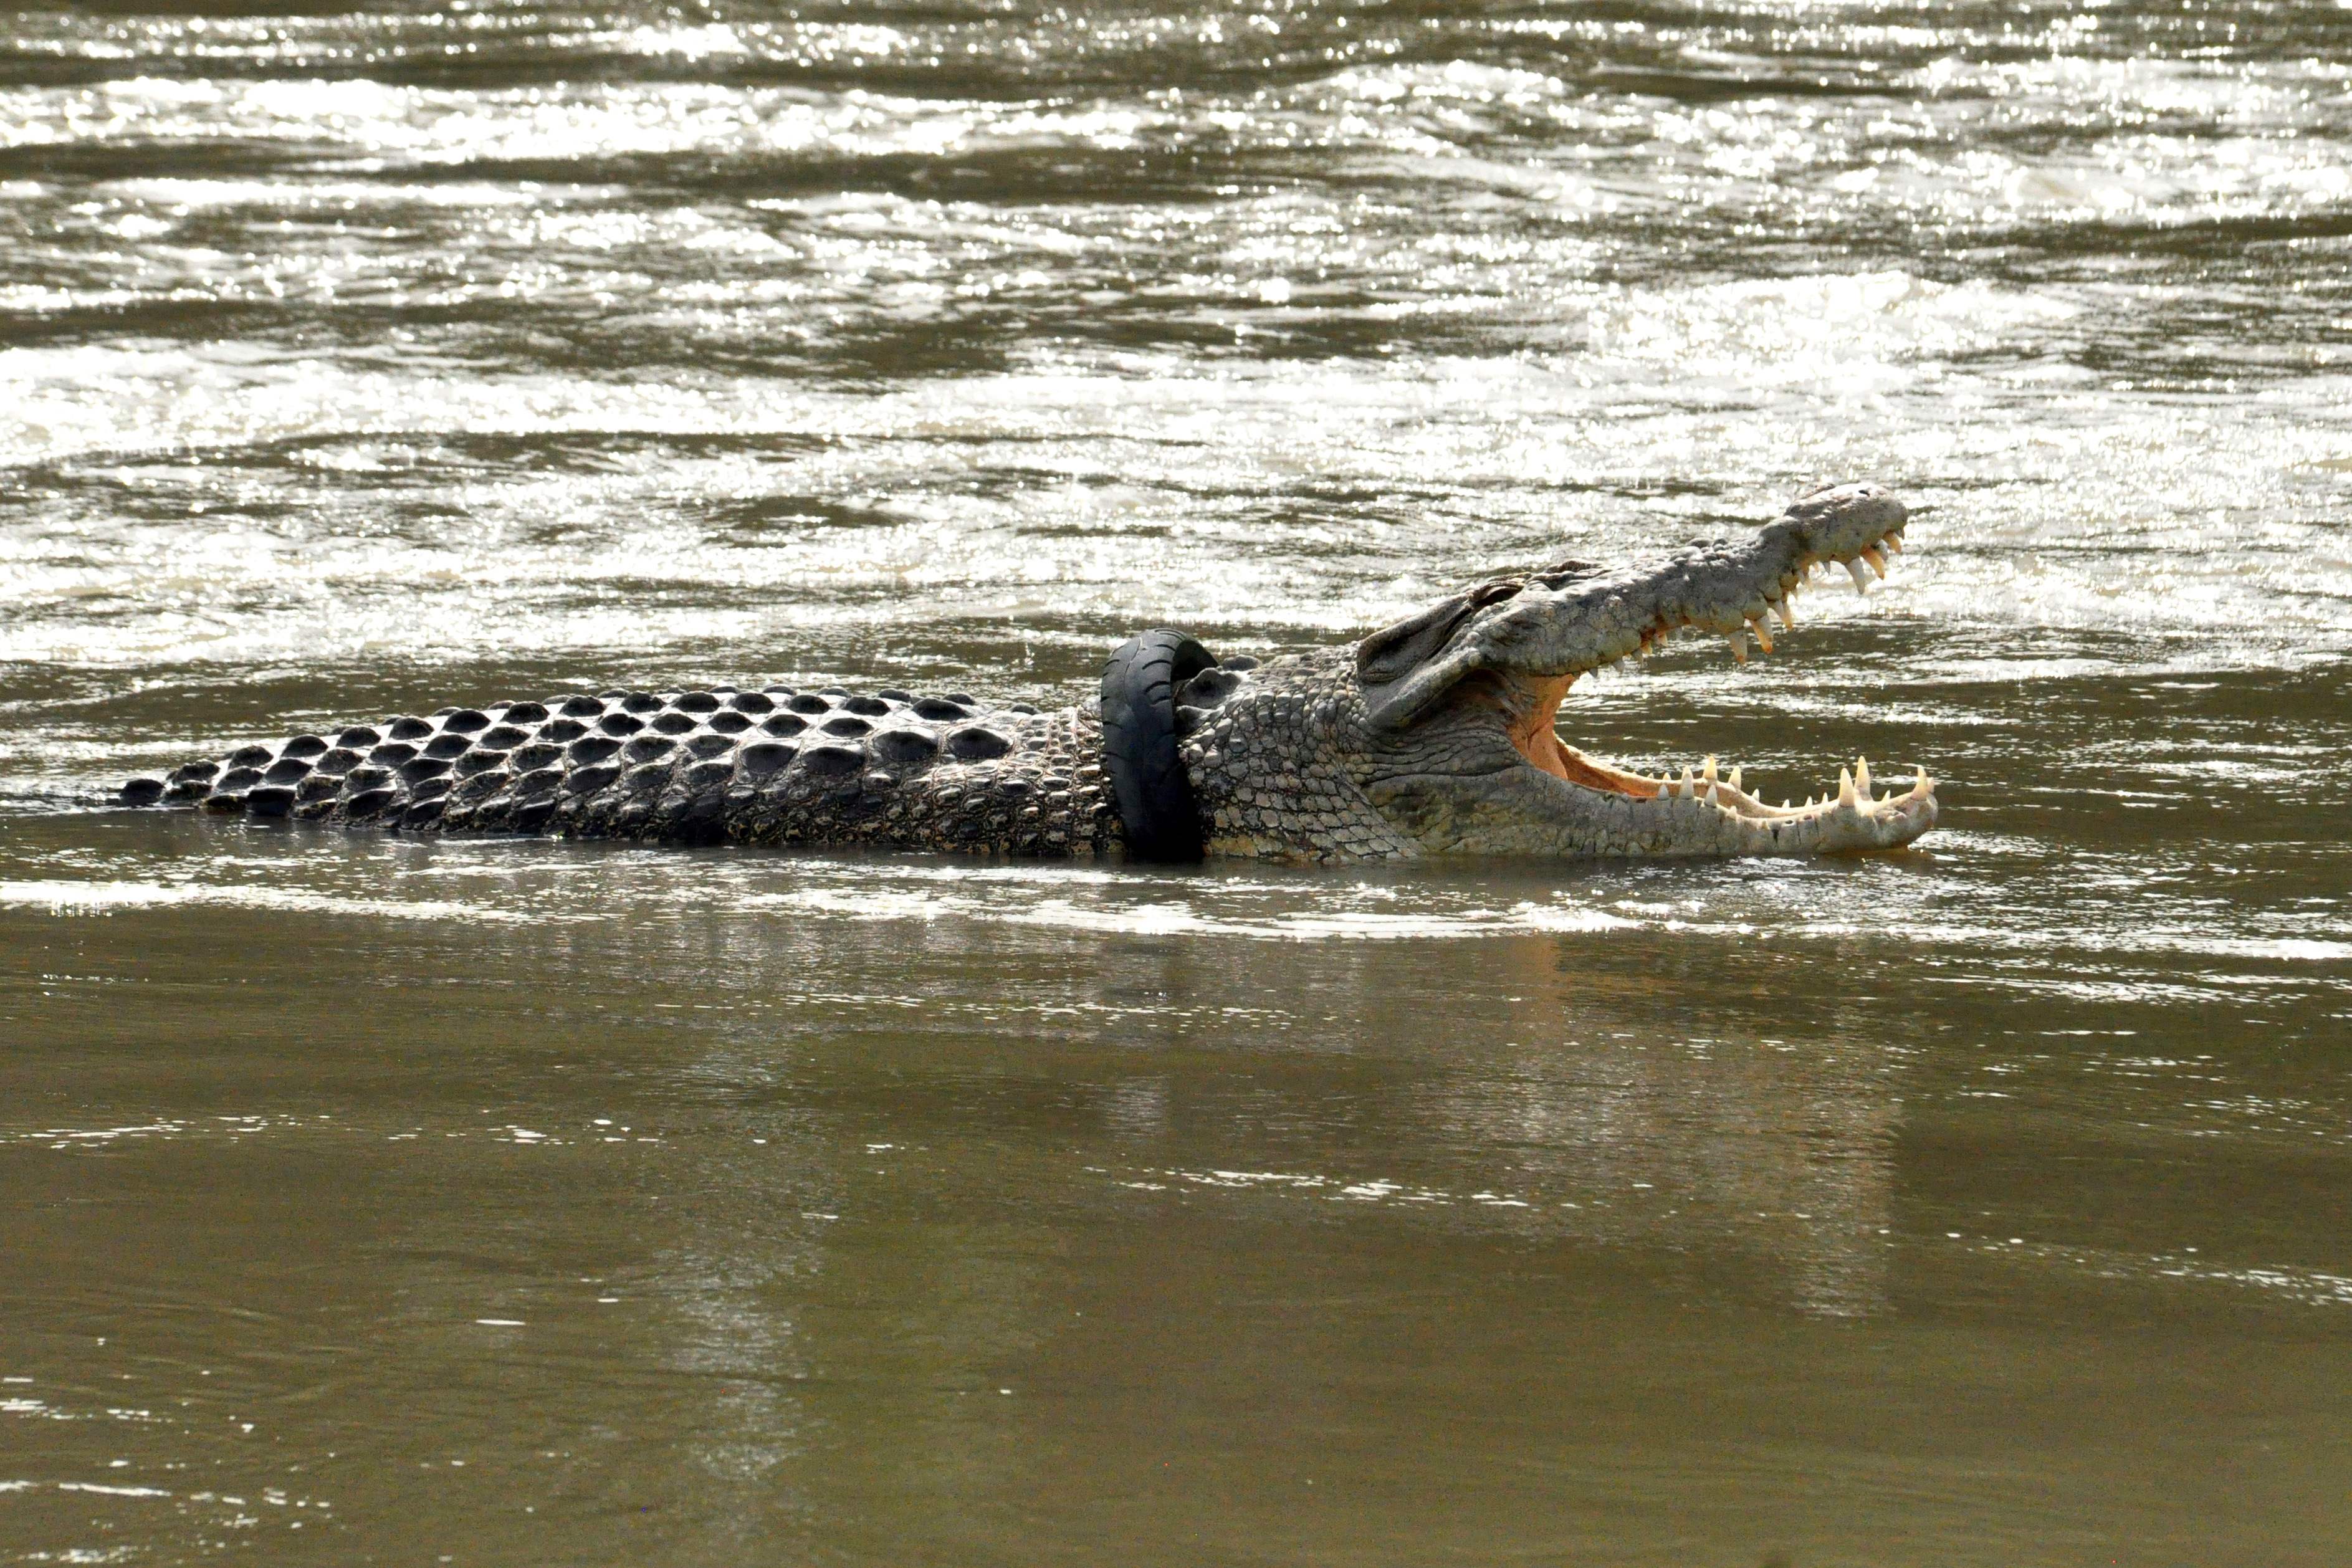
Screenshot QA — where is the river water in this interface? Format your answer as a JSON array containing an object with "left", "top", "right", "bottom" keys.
[{"left": 2, "top": 2, "right": 2349, "bottom": 1562}]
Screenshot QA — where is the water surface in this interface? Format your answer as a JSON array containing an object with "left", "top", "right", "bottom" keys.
[{"left": 3, "top": 2, "right": 2350, "bottom": 1562}]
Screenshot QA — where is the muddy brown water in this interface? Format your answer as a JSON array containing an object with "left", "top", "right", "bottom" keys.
[{"left": 3, "top": 2, "right": 2351, "bottom": 1563}]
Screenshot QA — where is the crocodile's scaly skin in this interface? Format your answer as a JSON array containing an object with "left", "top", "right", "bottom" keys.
[
  {"left": 1182, "top": 648, "right": 1418, "bottom": 862},
  {"left": 145, "top": 685, "right": 1119, "bottom": 858}
]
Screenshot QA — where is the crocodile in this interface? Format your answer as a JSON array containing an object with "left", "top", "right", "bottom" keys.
[{"left": 118, "top": 481, "right": 1936, "bottom": 863}]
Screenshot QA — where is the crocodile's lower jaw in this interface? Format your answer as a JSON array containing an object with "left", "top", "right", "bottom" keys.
[
  {"left": 1509, "top": 726, "right": 1939, "bottom": 853},
  {"left": 1526, "top": 750, "right": 1937, "bottom": 856}
]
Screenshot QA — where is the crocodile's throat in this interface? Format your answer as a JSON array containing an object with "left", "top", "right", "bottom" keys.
[{"left": 1501, "top": 675, "right": 1653, "bottom": 795}]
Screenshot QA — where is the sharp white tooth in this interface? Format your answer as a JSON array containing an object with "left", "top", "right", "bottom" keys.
[
  {"left": 1703, "top": 755, "right": 1718, "bottom": 786},
  {"left": 1838, "top": 768, "right": 1857, "bottom": 808},
  {"left": 1861, "top": 545, "right": 1888, "bottom": 578},
  {"left": 1774, "top": 597, "right": 1795, "bottom": 631},
  {"left": 1846, "top": 560, "right": 1872, "bottom": 594},
  {"left": 1728, "top": 766, "right": 1742, "bottom": 793},
  {"left": 1855, "top": 756, "right": 1872, "bottom": 795},
  {"left": 1704, "top": 782, "right": 1721, "bottom": 806},
  {"left": 1680, "top": 765, "right": 1695, "bottom": 799},
  {"left": 1726, "top": 628, "right": 1748, "bottom": 662},
  {"left": 1748, "top": 616, "right": 1773, "bottom": 653},
  {"left": 1913, "top": 764, "right": 1929, "bottom": 797}
]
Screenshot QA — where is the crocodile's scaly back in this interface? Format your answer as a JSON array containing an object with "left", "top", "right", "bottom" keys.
[{"left": 133, "top": 684, "right": 1121, "bottom": 856}]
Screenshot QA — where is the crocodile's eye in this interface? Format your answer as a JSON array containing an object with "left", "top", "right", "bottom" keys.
[{"left": 1180, "top": 667, "right": 1241, "bottom": 707}]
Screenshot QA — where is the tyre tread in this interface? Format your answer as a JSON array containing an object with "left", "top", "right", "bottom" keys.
[{"left": 1100, "top": 628, "right": 1217, "bottom": 862}]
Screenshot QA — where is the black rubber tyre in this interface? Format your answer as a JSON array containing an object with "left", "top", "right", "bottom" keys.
[{"left": 1101, "top": 628, "right": 1218, "bottom": 863}]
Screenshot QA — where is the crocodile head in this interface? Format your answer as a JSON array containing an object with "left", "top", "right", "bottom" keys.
[{"left": 1180, "top": 482, "right": 1938, "bottom": 859}]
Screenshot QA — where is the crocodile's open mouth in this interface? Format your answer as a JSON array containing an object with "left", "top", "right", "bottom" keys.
[
  {"left": 1508, "top": 681, "right": 1936, "bottom": 829},
  {"left": 1492, "top": 537, "right": 1939, "bottom": 852}
]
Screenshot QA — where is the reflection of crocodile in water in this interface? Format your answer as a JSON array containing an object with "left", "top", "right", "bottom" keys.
[{"left": 121, "top": 482, "right": 1935, "bottom": 863}]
